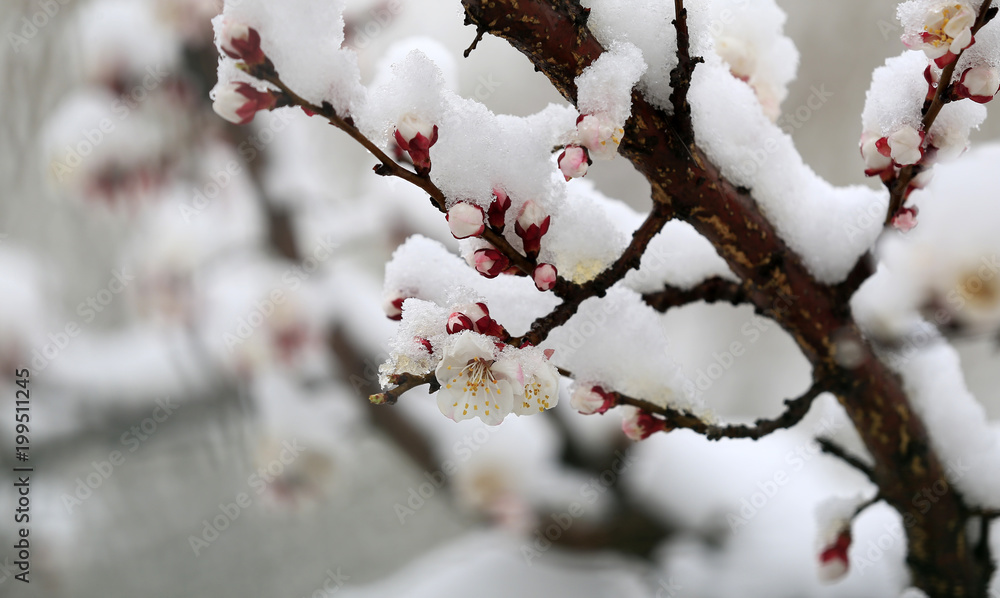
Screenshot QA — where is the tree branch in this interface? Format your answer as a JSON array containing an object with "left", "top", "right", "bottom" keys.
[
  {"left": 816, "top": 436, "right": 878, "bottom": 484},
  {"left": 614, "top": 381, "right": 826, "bottom": 441},
  {"left": 668, "top": 0, "right": 702, "bottom": 141},
  {"left": 462, "top": 1, "right": 992, "bottom": 592},
  {"left": 642, "top": 276, "right": 748, "bottom": 312}
]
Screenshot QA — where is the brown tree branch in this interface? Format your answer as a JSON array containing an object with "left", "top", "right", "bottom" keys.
[
  {"left": 614, "top": 381, "right": 826, "bottom": 441},
  {"left": 462, "top": 1, "right": 992, "bottom": 593},
  {"left": 668, "top": 0, "right": 702, "bottom": 141},
  {"left": 884, "top": 1, "right": 997, "bottom": 224},
  {"left": 642, "top": 276, "right": 748, "bottom": 312},
  {"left": 817, "top": 436, "right": 878, "bottom": 484}
]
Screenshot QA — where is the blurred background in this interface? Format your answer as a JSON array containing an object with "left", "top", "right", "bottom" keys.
[{"left": 1, "top": 1, "right": 999, "bottom": 597}]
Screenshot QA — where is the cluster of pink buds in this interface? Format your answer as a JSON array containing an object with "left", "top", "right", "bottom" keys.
[
  {"left": 514, "top": 200, "right": 551, "bottom": 259},
  {"left": 446, "top": 303, "right": 507, "bottom": 340},
  {"left": 558, "top": 145, "right": 590, "bottom": 181},
  {"left": 954, "top": 66, "right": 1000, "bottom": 103},
  {"left": 817, "top": 528, "right": 852, "bottom": 582},
  {"left": 487, "top": 187, "right": 511, "bottom": 231},
  {"left": 394, "top": 113, "right": 438, "bottom": 175},
  {"left": 220, "top": 22, "right": 266, "bottom": 67},
  {"left": 622, "top": 408, "right": 670, "bottom": 441},
  {"left": 473, "top": 247, "right": 510, "bottom": 278},
  {"left": 213, "top": 82, "right": 278, "bottom": 125},
  {"left": 570, "top": 385, "right": 617, "bottom": 415},
  {"left": 447, "top": 202, "right": 486, "bottom": 239},
  {"left": 911, "top": 2, "right": 977, "bottom": 67},
  {"left": 382, "top": 290, "right": 410, "bottom": 320}
]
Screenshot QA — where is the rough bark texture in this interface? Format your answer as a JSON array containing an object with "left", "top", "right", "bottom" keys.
[{"left": 462, "top": 1, "right": 991, "bottom": 595}]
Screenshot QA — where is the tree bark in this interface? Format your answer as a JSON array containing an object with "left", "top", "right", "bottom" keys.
[{"left": 461, "top": 1, "right": 991, "bottom": 594}]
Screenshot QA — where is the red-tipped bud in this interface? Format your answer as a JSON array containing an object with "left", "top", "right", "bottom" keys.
[
  {"left": 447, "top": 202, "right": 486, "bottom": 239},
  {"left": 514, "top": 201, "right": 551, "bottom": 258},
  {"left": 394, "top": 114, "right": 438, "bottom": 175},
  {"left": 955, "top": 66, "right": 1000, "bottom": 104},
  {"left": 571, "top": 385, "right": 617, "bottom": 415},
  {"left": 446, "top": 312, "right": 474, "bottom": 334},
  {"left": 473, "top": 248, "right": 509, "bottom": 279},
  {"left": 220, "top": 22, "right": 266, "bottom": 66},
  {"left": 487, "top": 187, "right": 511, "bottom": 230},
  {"left": 213, "top": 82, "right": 277, "bottom": 125},
  {"left": 622, "top": 408, "right": 669, "bottom": 440},
  {"left": 416, "top": 337, "right": 433, "bottom": 352},
  {"left": 383, "top": 291, "right": 408, "bottom": 321},
  {"left": 818, "top": 529, "right": 851, "bottom": 582},
  {"left": 532, "top": 263, "right": 558, "bottom": 291}
]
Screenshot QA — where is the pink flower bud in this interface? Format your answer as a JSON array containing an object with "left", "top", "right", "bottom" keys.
[
  {"left": 955, "top": 66, "right": 1000, "bottom": 103},
  {"left": 818, "top": 529, "right": 851, "bottom": 582},
  {"left": 514, "top": 201, "right": 551, "bottom": 258},
  {"left": 220, "top": 22, "right": 266, "bottom": 66},
  {"left": 532, "top": 263, "right": 558, "bottom": 291},
  {"left": 860, "top": 132, "right": 893, "bottom": 178},
  {"left": 487, "top": 188, "right": 511, "bottom": 230},
  {"left": 622, "top": 408, "right": 668, "bottom": 441},
  {"left": 213, "top": 82, "right": 277, "bottom": 125},
  {"left": 446, "top": 202, "right": 486, "bottom": 239},
  {"left": 886, "top": 125, "right": 925, "bottom": 166},
  {"left": 474, "top": 248, "right": 509, "bottom": 279},
  {"left": 416, "top": 337, "right": 433, "bottom": 352},
  {"left": 383, "top": 291, "right": 408, "bottom": 321},
  {"left": 558, "top": 145, "right": 590, "bottom": 181},
  {"left": 891, "top": 206, "right": 919, "bottom": 232},
  {"left": 446, "top": 312, "right": 474, "bottom": 334},
  {"left": 571, "top": 385, "right": 616, "bottom": 415},
  {"left": 394, "top": 114, "right": 438, "bottom": 175}
]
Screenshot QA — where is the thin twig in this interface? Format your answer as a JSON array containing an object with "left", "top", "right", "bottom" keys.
[
  {"left": 614, "top": 380, "right": 826, "bottom": 441},
  {"left": 642, "top": 276, "right": 748, "bottom": 312},
  {"left": 817, "top": 436, "right": 878, "bottom": 483},
  {"left": 369, "top": 372, "right": 438, "bottom": 405},
  {"left": 668, "top": 0, "right": 702, "bottom": 141}
]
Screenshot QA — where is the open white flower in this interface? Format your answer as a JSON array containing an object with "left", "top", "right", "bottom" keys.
[
  {"left": 511, "top": 359, "right": 559, "bottom": 416},
  {"left": 435, "top": 332, "right": 517, "bottom": 425}
]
